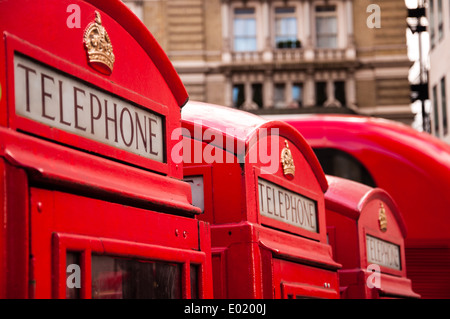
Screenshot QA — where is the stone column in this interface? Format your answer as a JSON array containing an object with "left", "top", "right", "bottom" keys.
[{"left": 222, "top": 0, "right": 232, "bottom": 62}]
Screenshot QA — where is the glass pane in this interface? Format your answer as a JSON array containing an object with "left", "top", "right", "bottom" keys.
[
  {"left": 334, "top": 81, "right": 346, "bottom": 106},
  {"left": 190, "top": 264, "right": 199, "bottom": 299},
  {"left": 274, "top": 83, "right": 285, "bottom": 108},
  {"left": 316, "top": 16, "right": 337, "bottom": 34},
  {"left": 91, "top": 255, "right": 181, "bottom": 299},
  {"left": 234, "top": 18, "right": 256, "bottom": 36},
  {"left": 184, "top": 176, "right": 205, "bottom": 213},
  {"left": 292, "top": 83, "right": 303, "bottom": 107},
  {"left": 234, "top": 17, "right": 257, "bottom": 51},
  {"left": 313, "top": 148, "right": 377, "bottom": 187},
  {"left": 232, "top": 84, "right": 245, "bottom": 108},
  {"left": 252, "top": 83, "right": 263, "bottom": 108},
  {"left": 234, "top": 38, "right": 257, "bottom": 52},
  {"left": 433, "top": 85, "right": 439, "bottom": 133},
  {"left": 315, "top": 81, "right": 327, "bottom": 106},
  {"left": 316, "top": 5, "right": 336, "bottom": 13},
  {"left": 441, "top": 77, "right": 447, "bottom": 134},
  {"left": 275, "top": 7, "right": 295, "bottom": 14},
  {"left": 66, "top": 252, "right": 81, "bottom": 299},
  {"left": 235, "top": 8, "right": 255, "bottom": 15},
  {"left": 317, "top": 35, "right": 337, "bottom": 48}
]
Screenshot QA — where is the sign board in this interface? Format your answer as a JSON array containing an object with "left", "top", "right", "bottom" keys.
[
  {"left": 366, "top": 235, "right": 401, "bottom": 270},
  {"left": 258, "top": 178, "right": 317, "bottom": 233},
  {"left": 14, "top": 54, "right": 164, "bottom": 162}
]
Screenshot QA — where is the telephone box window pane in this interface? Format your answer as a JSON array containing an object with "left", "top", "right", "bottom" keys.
[
  {"left": 91, "top": 255, "right": 181, "bottom": 299},
  {"left": 184, "top": 176, "right": 205, "bottom": 213},
  {"left": 66, "top": 252, "right": 81, "bottom": 299},
  {"left": 190, "top": 264, "right": 199, "bottom": 299}
]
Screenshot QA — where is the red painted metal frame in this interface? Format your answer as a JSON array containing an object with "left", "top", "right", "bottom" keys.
[
  {"left": 269, "top": 114, "right": 450, "bottom": 298},
  {"left": 52, "top": 232, "right": 208, "bottom": 299},
  {"left": 30, "top": 186, "right": 211, "bottom": 298},
  {"left": 324, "top": 175, "right": 419, "bottom": 299}
]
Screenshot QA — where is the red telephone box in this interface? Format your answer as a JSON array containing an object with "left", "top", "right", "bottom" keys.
[
  {"left": 325, "top": 176, "right": 420, "bottom": 299},
  {"left": 181, "top": 101, "right": 341, "bottom": 299},
  {"left": 0, "top": 0, "right": 212, "bottom": 298}
]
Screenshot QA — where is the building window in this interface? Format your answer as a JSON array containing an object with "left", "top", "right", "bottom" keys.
[
  {"left": 275, "top": 7, "right": 299, "bottom": 48},
  {"left": 334, "top": 81, "right": 346, "bottom": 107},
  {"left": 315, "top": 5, "right": 338, "bottom": 48},
  {"left": 233, "top": 8, "right": 257, "bottom": 52},
  {"left": 122, "top": 1, "right": 144, "bottom": 21},
  {"left": 316, "top": 81, "right": 327, "bottom": 106},
  {"left": 441, "top": 77, "right": 448, "bottom": 135},
  {"left": 292, "top": 83, "right": 303, "bottom": 107},
  {"left": 313, "top": 148, "right": 377, "bottom": 187},
  {"left": 252, "top": 83, "right": 263, "bottom": 108},
  {"left": 433, "top": 84, "right": 439, "bottom": 135},
  {"left": 274, "top": 83, "right": 286, "bottom": 108},
  {"left": 430, "top": 0, "right": 436, "bottom": 48},
  {"left": 232, "top": 83, "right": 263, "bottom": 109},
  {"left": 438, "top": 0, "right": 444, "bottom": 40},
  {"left": 232, "top": 84, "right": 245, "bottom": 108}
]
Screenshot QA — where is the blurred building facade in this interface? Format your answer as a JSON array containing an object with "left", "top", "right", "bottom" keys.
[
  {"left": 427, "top": 0, "right": 450, "bottom": 143},
  {"left": 123, "top": 0, "right": 414, "bottom": 124}
]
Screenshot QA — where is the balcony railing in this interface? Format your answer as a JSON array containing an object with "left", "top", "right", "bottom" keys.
[
  {"left": 231, "top": 51, "right": 264, "bottom": 63},
  {"left": 229, "top": 47, "right": 352, "bottom": 64}
]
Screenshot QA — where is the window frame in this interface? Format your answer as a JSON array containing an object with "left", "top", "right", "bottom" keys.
[
  {"left": 233, "top": 7, "right": 258, "bottom": 52},
  {"left": 441, "top": 76, "right": 448, "bottom": 135},
  {"left": 314, "top": 4, "right": 338, "bottom": 49},
  {"left": 274, "top": 6, "right": 299, "bottom": 48},
  {"left": 53, "top": 232, "right": 206, "bottom": 299}
]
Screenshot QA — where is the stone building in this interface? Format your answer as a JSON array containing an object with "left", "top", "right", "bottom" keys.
[
  {"left": 123, "top": 0, "right": 414, "bottom": 124},
  {"left": 427, "top": 0, "right": 450, "bottom": 143}
]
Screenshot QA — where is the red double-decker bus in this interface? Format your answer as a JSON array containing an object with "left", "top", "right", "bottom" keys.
[{"left": 268, "top": 114, "right": 450, "bottom": 299}]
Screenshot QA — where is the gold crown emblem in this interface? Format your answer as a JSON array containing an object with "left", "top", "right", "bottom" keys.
[
  {"left": 378, "top": 203, "right": 387, "bottom": 232},
  {"left": 281, "top": 140, "right": 295, "bottom": 178},
  {"left": 83, "top": 11, "right": 115, "bottom": 75}
]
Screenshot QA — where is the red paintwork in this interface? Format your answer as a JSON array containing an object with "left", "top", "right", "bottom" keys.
[
  {"left": 0, "top": 0, "right": 212, "bottom": 299},
  {"left": 325, "top": 175, "right": 419, "bottom": 298},
  {"left": 270, "top": 114, "right": 450, "bottom": 298},
  {"left": 182, "top": 101, "right": 341, "bottom": 299}
]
